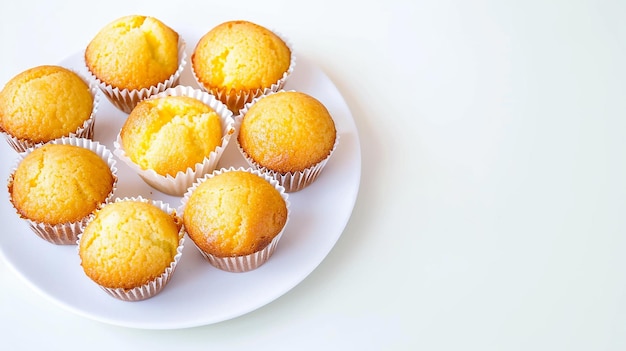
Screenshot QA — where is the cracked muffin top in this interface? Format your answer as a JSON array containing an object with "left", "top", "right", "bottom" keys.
[
  {"left": 183, "top": 170, "right": 288, "bottom": 257},
  {"left": 119, "top": 95, "right": 223, "bottom": 177},
  {"left": 85, "top": 15, "right": 180, "bottom": 90},
  {"left": 9, "top": 143, "right": 115, "bottom": 225},
  {"left": 79, "top": 200, "right": 182, "bottom": 290},
  {"left": 192, "top": 20, "right": 291, "bottom": 93},
  {"left": 0, "top": 65, "right": 93, "bottom": 144},
  {"left": 238, "top": 91, "right": 337, "bottom": 173}
]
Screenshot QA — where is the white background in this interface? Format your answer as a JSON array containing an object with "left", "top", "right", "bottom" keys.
[{"left": 1, "top": 0, "right": 626, "bottom": 349}]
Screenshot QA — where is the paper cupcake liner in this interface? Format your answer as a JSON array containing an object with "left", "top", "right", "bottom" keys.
[
  {"left": 86, "top": 38, "right": 187, "bottom": 114},
  {"left": 238, "top": 138, "right": 339, "bottom": 192},
  {"left": 1, "top": 69, "right": 100, "bottom": 153},
  {"left": 196, "top": 231, "right": 284, "bottom": 272},
  {"left": 7, "top": 137, "right": 118, "bottom": 245},
  {"left": 191, "top": 30, "right": 296, "bottom": 113},
  {"left": 77, "top": 197, "right": 185, "bottom": 301},
  {"left": 113, "top": 86, "right": 235, "bottom": 196},
  {"left": 179, "top": 167, "right": 290, "bottom": 273},
  {"left": 235, "top": 91, "right": 340, "bottom": 192}
]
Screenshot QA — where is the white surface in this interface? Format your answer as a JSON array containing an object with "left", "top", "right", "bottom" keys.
[
  {"left": 1, "top": 0, "right": 626, "bottom": 349},
  {"left": 0, "top": 50, "right": 360, "bottom": 329}
]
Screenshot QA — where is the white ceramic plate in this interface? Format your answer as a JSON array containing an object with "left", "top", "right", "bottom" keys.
[{"left": 0, "top": 48, "right": 361, "bottom": 329}]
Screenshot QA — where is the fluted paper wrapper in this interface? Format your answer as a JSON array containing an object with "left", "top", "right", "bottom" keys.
[
  {"left": 113, "top": 86, "right": 235, "bottom": 196},
  {"left": 236, "top": 92, "right": 339, "bottom": 192},
  {"left": 191, "top": 30, "right": 295, "bottom": 113},
  {"left": 1, "top": 70, "right": 100, "bottom": 153},
  {"left": 85, "top": 38, "right": 187, "bottom": 114},
  {"left": 179, "top": 167, "right": 290, "bottom": 273},
  {"left": 77, "top": 197, "right": 185, "bottom": 301},
  {"left": 7, "top": 137, "right": 118, "bottom": 245}
]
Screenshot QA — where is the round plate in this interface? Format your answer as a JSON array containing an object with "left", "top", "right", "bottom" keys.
[{"left": 0, "top": 47, "right": 361, "bottom": 329}]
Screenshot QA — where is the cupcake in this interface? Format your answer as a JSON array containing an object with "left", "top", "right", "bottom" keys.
[
  {"left": 237, "top": 90, "right": 338, "bottom": 192},
  {"left": 191, "top": 20, "right": 294, "bottom": 113},
  {"left": 78, "top": 197, "right": 185, "bottom": 301},
  {"left": 180, "top": 168, "right": 289, "bottom": 272},
  {"left": 114, "top": 86, "right": 235, "bottom": 195},
  {"left": 84, "top": 15, "right": 186, "bottom": 113},
  {"left": 0, "top": 65, "right": 99, "bottom": 152},
  {"left": 7, "top": 137, "right": 117, "bottom": 245}
]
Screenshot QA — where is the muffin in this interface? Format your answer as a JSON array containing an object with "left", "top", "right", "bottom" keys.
[
  {"left": 7, "top": 137, "right": 117, "bottom": 245},
  {"left": 84, "top": 15, "right": 186, "bottom": 113},
  {"left": 181, "top": 168, "right": 289, "bottom": 272},
  {"left": 78, "top": 197, "right": 185, "bottom": 301},
  {"left": 114, "top": 86, "right": 235, "bottom": 195},
  {"left": 0, "top": 65, "right": 98, "bottom": 152},
  {"left": 237, "top": 90, "right": 338, "bottom": 192},
  {"left": 191, "top": 20, "right": 294, "bottom": 113}
]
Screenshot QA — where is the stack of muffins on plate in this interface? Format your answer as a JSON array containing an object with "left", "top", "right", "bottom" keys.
[{"left": 0, "top": 15, "right": 338, "bottom": 300}]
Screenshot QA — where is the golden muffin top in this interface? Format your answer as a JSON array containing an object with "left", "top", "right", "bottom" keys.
[
  {"left": 192, "top": 20, "right": 291, "bottom": 92},
  {"left": 120, "top": 95, "right": 223, "bottom": 177},
  {"left": 79, "top": 200, "right": 182, "bottom": 290},
  {"left": 238, "top": 91, "right": 337, "bottom": 173},
  {"left": 85, "top": 15, "right": 180, "bottom": 91},
  {"left": 9, "top": 143, "right": 114, "bottom": 225},
  {"left": 0, "top": 65, "right": 93, "bottom": 143},
  {"left": 183, "top": 170, "right": 288, "bottom": 257}
]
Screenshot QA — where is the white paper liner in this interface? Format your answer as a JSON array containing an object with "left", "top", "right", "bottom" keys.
[
  {"left": 6, "top": 137, "right": 118, "bottom": 245},
  {"left": 235, "top": 91, "right": 340, "bottom": 192},
  {"left": 179, "top": 167, "right": 290, "bottom": 273},
  {"left": 85, "top": 38, "right": 187, "bottom": 114},
  {"left": 77, "top": 196, "right": 185, "bottom": 301},
  {"left": 113, "top": 86, "right": 235, "bottom": 196},
  {"left": 1, "top": 69, "right": 100, "bottom": 153},
  {"left": 191, "top": 29, "right": 295, "bottom": 113}
]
